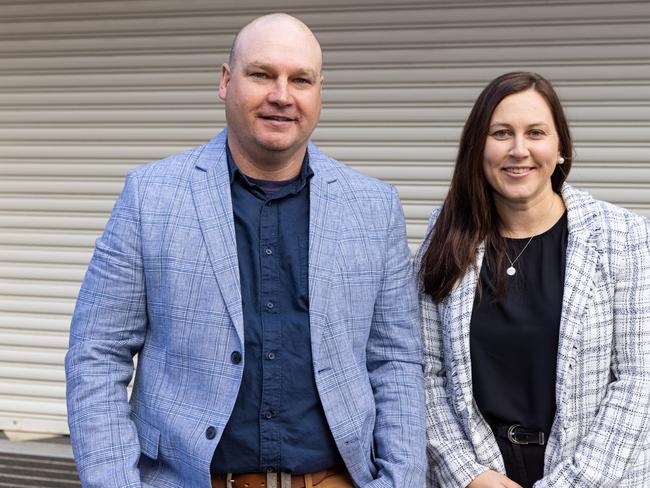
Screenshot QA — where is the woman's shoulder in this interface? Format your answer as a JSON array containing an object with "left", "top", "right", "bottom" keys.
[
  {"left": 426, "top": 206, "right": 443, "bottom": 230},
  {"left": 415, "top": 207, "right": 443, "bottom": 269},
  {"left": 563, "top": 183, "right": 649, "bottom": 245}
]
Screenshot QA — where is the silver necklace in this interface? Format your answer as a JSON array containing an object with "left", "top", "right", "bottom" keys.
[
  {"left": 505, "top": 237, "right": 534, "bottom": 276},
  {"left": 504, "top": 198, "right": 556, "bottom": 276}
]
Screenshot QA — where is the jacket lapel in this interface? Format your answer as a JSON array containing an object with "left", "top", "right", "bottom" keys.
[
  {"left": 555, "top": 184, "right": 603, "bottom": 401},
  {"left": 188, "top": 135, "right": 344, "bottom": 359},
  {"left": 444, "top": 245, "right": 505, "bottom": 468},
  {"left": 190, "top": 130, "right": 244, "bottom": 344},
  {"left": 445, "top": 245, "right": 484, "bottom": 411},
  {"left": 306, "top": 142, "right": 341, "bottom": 364}
]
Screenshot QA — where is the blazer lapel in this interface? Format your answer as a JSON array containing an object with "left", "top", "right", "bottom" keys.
[
  {"left": 445, "top": 245, "right": 484, "bottom": 411},
  {"left": 190, "top": 131, "right": 244, "bottom": 344},
  {"left": 444, "top": 244, "right": 508, "bottom": 469},
  {"left": 306, "top": 143, "right": 341, "bottom": 365},
  {"left": 555, "top": 185, "right": 603, "bottom": 401}
]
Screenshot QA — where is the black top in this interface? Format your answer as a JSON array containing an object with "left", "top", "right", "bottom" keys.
[
  {"left": 212, "top": 147, "right": 341, "bottom": 474},
  {"left": 470, "top": 211, "right": 568, "bottom": 435}
]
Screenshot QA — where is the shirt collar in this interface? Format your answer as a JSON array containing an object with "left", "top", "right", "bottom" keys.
[{"left": 226, "top": 143, "right": 314, "bottom": 190}]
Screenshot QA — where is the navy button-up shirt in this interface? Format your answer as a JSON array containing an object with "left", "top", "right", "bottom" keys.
[{"left": 211, "top": 147, "right": 341, "bottom": 474}]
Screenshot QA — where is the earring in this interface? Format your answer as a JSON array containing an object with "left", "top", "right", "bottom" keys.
[{"left": 558, "top": 157, "right": 565, "bottom": 165}]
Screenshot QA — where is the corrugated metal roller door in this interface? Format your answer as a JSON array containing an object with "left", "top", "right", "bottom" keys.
[{"left": 0, "top": 0, "right": 648, "bottom": 434}]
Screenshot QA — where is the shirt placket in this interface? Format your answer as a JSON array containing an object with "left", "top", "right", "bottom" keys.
[{"left": 259, "top": 198, "right": 283, "bottom": 472}]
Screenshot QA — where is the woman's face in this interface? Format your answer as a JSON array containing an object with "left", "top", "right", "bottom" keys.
[{"left": 482, "top": 89, "right": 561, "bottom": 208}]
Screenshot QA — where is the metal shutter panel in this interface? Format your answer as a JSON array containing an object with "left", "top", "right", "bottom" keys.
[{"left": 1, "top": 0, "right": 648, "bottom": 434}]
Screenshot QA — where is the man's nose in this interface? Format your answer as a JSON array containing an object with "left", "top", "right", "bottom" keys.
[{"left": 267, "top": 79, "right": 292, "bottom": 106}]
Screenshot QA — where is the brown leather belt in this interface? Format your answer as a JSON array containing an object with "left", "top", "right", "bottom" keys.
[{"left": 211, "top": 466, "right": 341, "bottom": 488}]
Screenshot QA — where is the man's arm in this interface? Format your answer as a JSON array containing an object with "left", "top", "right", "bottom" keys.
[
  {"left": 65, "top": 172, "right": 147, "bottom": 487},
  {"left": 364, "top": 185, "right": 426, "bottom": 487}
]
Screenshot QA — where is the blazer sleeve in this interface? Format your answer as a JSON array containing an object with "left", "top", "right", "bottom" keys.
[
  {"left": 65, "top": 171, "right": 147, "bottom": 487},
  {"left": 419, "top": 210, "right": 489, "bottom": 488},
  {"left": 535, "top": 216, "right": 650, "bottom": 487},
  {"left": 362, "top": 185, "right": 427, "bottom": 488}
]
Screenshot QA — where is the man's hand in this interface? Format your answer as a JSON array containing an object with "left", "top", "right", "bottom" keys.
[{"left": 467, "top": 470, "right": 523, "bottom": 488}]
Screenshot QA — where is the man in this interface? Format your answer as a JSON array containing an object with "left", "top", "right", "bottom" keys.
[{"left": 65, "top": 13, "right": 425, "bottom": 488}]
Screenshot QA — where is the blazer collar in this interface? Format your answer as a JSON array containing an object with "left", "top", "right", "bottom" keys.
[
  {"left": 190, "top": 130, "right": 341, "bottom": 354},
  {"left": 562, "top": 182, "right": 602, "bottom": 238},
  {"left": 193, "top": 130, "right": 229, "bottom": 173},
  {"left": 191, "top": 130, "right": 244, "bottom": 344},
  {"left": 555, "top": 184, "right": 604, "bottom": 404},
  {"left": 305, "top": 140, "right": 341, "bottom": 364}
]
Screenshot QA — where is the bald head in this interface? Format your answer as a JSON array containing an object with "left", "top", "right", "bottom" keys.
[
  {"left": 228, "top": 13, "right": 322, "bottom": 73},
  {"left": 218, "top": 12, "right": 324, "bottom": 178}
]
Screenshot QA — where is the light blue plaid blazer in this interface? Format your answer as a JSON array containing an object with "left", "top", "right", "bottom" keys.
[
  {"left": 65, "top": 130, "right": 426, "bottom": 488},
  {"left": 419, "top": 184, "right": 650, "bottom": 487}
]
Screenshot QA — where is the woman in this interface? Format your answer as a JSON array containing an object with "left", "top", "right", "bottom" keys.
[{"left": 418, "top": 71, "right": 650, "bottom": 488}]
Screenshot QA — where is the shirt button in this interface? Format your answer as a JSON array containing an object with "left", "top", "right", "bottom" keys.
[
  {"left": 265, "top": 248, "right": 273, "bottom": 255},
  {"left": 230, "top": 351, "right": 242, "bottom": 364},
  {"left": 205, "top": 426, "right": 217, "bottom": 440},
  {"left": 266, "top": 301, "right": 274, "bottom": 309},
  {"left": 265, "top": 410, "right": 274, "bottom": 419},
  {"left": 267, "top": 352, "right": 276, "bottom": 360}
]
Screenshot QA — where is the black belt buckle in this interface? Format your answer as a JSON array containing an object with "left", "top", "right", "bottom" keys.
[{"left": 507, "top": 424, "right": 545, "bottom": 445}]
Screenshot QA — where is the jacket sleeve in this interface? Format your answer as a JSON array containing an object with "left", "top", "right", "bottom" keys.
[
  {"left": 535, "top": 216, "right": 650, "bottom": 487},
  {"left": 418, "top": 209, "right": 488, "bottom": 488},
  {"left": 362, "top": 186, "right": 427, "bottom": 488},
  {"left": 420, "top": 293, "right": 491, "bottom": 488},
  {"left": 65, "top": 171, "right": 146, "bottom": 488}
]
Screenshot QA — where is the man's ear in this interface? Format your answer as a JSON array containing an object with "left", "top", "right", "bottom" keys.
[{"left": 219, "top": 63, "right": 231, "bottom": 102}]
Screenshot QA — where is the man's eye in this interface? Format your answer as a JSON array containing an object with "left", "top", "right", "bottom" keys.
[
  {"left": 294, "top": 78, "right": 311, "bottom": 85},
  {"left": 250, "top": 72, "right": 268, "bottom": 79}
]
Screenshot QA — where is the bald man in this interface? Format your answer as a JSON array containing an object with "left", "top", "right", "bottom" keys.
[{"left": 66, "top": 14, "right": 425, "bottom": 488}]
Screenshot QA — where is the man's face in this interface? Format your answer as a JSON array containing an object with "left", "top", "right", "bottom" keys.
[{"left": 219, "top": 21, "right": 323, "bottom": 164}]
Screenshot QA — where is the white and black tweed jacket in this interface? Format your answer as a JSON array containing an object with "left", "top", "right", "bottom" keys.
[{"left": 419, "top": 184, "right": 650, "bottom": 487}]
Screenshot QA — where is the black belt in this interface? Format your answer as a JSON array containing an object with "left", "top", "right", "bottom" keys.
[{"left": 493, "top": 423, "right": 546, "bottom": 446}]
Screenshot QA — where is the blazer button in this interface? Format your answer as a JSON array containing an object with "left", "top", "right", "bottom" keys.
[
  {"left": 205, "top": 426, "right": 217, "bottom": 440},
  {"left": 230, "top": 351, "right": 242, "bottom": 364}
]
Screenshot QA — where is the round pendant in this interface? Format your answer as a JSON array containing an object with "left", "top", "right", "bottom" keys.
[{"left": 506, "top": 266, "right": 516, "bottom": 276}]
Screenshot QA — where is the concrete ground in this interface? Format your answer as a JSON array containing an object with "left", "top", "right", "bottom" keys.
[{"left": 0, "top": 433, "right": 80, "bottom": 487}]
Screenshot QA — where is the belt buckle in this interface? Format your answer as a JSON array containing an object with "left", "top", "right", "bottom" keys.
[
  {"left": 266, "top": 472, "right": 277, "bottom": 488},
  {"left": 266, "top": 471, "right": 292, "bottom": 488},
  {"left": 507, "top": 424, "right": 527, "bottom": 445},
  {"left": 281, "top": 472, "right": 291, "bottom": 488},
  {"left": 507, "top": 424, "right": 545, "bottom": 445}
]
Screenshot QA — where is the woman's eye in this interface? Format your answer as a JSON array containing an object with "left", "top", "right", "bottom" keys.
[
  {"left": 528, "top": 129, "right": 546, "bottom": 138},
  {"left": 491, "top": 129, "right": 510, "bottom": 138}
]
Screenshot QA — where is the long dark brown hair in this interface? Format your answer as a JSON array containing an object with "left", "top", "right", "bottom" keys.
[{"left": 419, "top": 72, "right": 573, "bottom": 302}]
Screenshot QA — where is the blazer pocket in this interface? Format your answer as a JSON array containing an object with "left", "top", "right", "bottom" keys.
[{"left": 132, "top": 412, "right": 161, "bottom": 460}]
